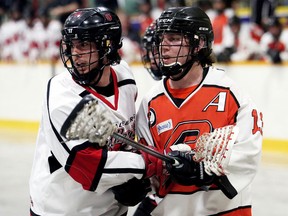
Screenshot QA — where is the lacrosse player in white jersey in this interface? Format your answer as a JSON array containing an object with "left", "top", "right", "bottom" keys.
[
  {"left": 136, "top": 7, "right": 264, "bottom": 216},
  {"left": 29, "top": 7, "right": 163, "bottom": 216}
]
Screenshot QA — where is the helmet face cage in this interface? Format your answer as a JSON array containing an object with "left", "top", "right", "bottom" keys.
[
  {"left": 60, "top": 7, "right": 122, "bottom": 85},
  {"left": 155, "top": 7, "right": 214, "bottom": 78},
  {"left": 141, "top": 23, "right": 162, "bottom": 80},
  {"left": 157, "top": 31, "right": 196, "bottom": 77},
  {"left": 60, "top": 39, "right": 105, "bottom": 85}
]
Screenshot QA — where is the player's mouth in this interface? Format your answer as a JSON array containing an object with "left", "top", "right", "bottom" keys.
[
  {"left": 162, "top": 56, "right": 175, "bottom": 65},
  {"left": 75, "top": 62, "right": 89, "bottom": 73}
]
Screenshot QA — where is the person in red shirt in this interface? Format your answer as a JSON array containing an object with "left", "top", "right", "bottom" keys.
[{"left": 260, "top": 17, "right": 288, "bottom": 63}]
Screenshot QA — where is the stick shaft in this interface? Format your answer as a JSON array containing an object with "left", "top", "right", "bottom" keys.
[{"left": 112, "top": 133, "right": 175, "bottom": 164}]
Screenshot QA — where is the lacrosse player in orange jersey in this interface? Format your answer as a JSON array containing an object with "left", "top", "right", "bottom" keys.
[
  {"left": 136, "top": 6, "right": 264, "bottom": 216},
  {"left": 29, "top": 7, "right": 164, "bottom": 216}
]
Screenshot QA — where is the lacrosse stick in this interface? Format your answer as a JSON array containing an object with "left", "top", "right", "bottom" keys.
[
  {"left": 60, "top": 95, "right": 177, "bottom": 165},
  {"left": 61, "top": 95, "right": 239, "bottom": 173},
  {"left": 60, "top": 95, "right": 239, "bottom": 199},
  {"left": 193, "top": 125, "right": 239, "bottom": 176}
]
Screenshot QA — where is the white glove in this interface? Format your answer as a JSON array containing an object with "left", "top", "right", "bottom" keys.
[{"left": 170, "top": 143, "right": 191, "bottom": 152}]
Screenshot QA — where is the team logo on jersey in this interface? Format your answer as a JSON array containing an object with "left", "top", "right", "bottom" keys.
[
  {"left": 148, "top": 109, "right": 156, "bottom": 127},
  {"left": 157, "top": 119, "right": 173, "bottom": 135}
]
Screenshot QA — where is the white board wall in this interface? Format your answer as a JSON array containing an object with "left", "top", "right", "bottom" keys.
[{"left": 0, "top": 63, "right": 286, "bottom": 140}]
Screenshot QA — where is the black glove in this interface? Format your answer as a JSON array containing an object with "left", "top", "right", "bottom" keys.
[
  {"left": 111, "top": 178, "right": 151, "bottom": 206},
  {"left": 166, "top": 151, "right": 214, "bottom": 186},
  {"left": 132, "top": 195, "right": 157, "bottom": 216}
]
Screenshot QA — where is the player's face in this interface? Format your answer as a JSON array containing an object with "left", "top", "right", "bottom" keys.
[
  {"left": 159, "top": 33, "right": 190, "bottom": 66},
  {"left": 70, "top": 40, "right": 99, "bottom": 74}
]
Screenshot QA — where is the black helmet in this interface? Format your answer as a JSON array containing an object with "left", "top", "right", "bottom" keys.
[
  {"left": 141, "top": 22, "right": 162, "bottom": 80},
  {"left": 156, "top": 7, "right": 214, "bottom": 79},
  {"left": 156, "top": 7, "right": 182, "bottom": 34},
  {"left": 60, "top": 7, "right": 122, "bottom": 85}
]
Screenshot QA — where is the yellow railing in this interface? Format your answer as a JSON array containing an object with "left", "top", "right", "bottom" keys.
[
  {"left": 1, "top": 119, "right": 287, "bottom": 154},
  {"left": 236, "top": 6, "right": 288, "bottom": 18}
]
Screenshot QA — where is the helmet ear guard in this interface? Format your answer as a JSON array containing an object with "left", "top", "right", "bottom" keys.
[{"left": 104, "top": 38, "right": 122, "bottom": 65}]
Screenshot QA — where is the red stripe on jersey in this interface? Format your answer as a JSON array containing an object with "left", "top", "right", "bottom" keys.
[
  {"left": 213, "top": 205, "right": 252, "bottom": 216},
  {"left": 83, "top": 68, "right": 119, "bottom": 110},
  {"left": 66, "top": 145, "right": 107, "bottom": 191}
]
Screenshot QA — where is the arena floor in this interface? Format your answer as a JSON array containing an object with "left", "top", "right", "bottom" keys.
[{"left": 0, "top": 130, "right": 287, "bottom": 216}]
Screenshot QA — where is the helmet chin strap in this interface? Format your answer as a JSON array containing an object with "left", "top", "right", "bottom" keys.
[
  {"left": 73, "top": 60, "right": 105, "bottom": 86},
  {"left": 161, "top": 59, "right": 195, "bottom": 81},
  {"left": 170, "top": 62, "right": 193, "bottom": 81},
  {"left": 161, "top": 62, "right": 182, "bottom": 76},
  {"left": 88, "top": 64, "right": 105, "bottom": 85}
]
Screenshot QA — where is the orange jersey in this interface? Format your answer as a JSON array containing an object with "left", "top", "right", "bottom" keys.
[{"left": 136, "top": 66, "right": 263, "bottom": 215}]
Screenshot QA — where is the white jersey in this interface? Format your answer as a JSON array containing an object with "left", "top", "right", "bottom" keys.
[
  {"left": 136, "top": 66, "right": 263, "bottom": 216},
  {"left": 29, "top": 61, "right": 145, "bottom": 216},
  {"left": 260, "top": 28, "right": 288, "bottom": 62}
]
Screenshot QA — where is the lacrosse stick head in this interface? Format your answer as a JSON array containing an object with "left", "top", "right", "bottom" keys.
[
  {"left": 193, "top": 125, "right": 239, "bottom": 176},
  {"left": 60, "top": 95, "right": 117, "bottom": 146}
]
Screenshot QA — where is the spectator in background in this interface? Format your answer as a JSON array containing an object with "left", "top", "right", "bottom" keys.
[
  {"left": 260, "top": 17, "right": 288, "bottom": 64},
  {"left": 21, "top": 8, "right": 42, "bottom": 62},
  {"left": 0, "top": 5, "right": 27, "bottom": 62},
  {"left": 44, "top": 0, "right": 82, "bottom": 25},
  {"left": 138, "top": 0, "right": 154, "bottom": 37},
  {"left": 117, "top": 10, "right": 141, "bottom": 63},
  {"left": 0, "top": 0, "right": 11, "bottom": 24},
  {"left": 13, "top": 6, "right": 62, "bottom": 63},
  {"left": 94, "top": 0, "right": 119, "bottom": 11},
  {"left": 194, "top": 0, "right": 212, "bottom": 12},
  {"left": 149, "top": 0, "right": 163, "bottom": 20},
  {"left": 38, "top": 9, "right": 62, "bottom": 61},
  {"left": 250, "top": 0, "right": 277, "bottom": 43},
  {"left": 216, "top": 15, "right": 262, "bottom": 62},
  {"left": 166, "top": 0, "right": 186, "bottom": 7},
  {"left": 206, "top": 0, "right": 234, "bottom": 56},
  {"left": 118, "top": 0, "right": 140, "bottom": 16},
  {"left": 0, "top": 0, "right": 29, "bottom": 17}
]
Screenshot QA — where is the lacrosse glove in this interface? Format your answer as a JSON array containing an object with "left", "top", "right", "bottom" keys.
[
  {"left": 166, "top": 151, "right": 214, "bottom": 186},
  {"left": 111, "top": 178, "right": 151, "bottom": 206}
]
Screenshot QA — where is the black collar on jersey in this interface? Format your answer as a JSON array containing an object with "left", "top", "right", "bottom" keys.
[
  {"left": 79, "top": 68, "right": 137, "bottom": 105},
  {"left": 91, "top": 74, "right": 114, "bottom": 97},
  {"left": 165, "top": 67, "right": 209, "bottom": 107}
]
